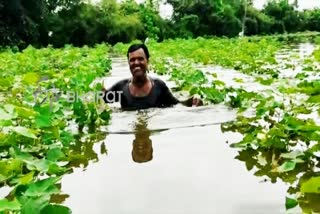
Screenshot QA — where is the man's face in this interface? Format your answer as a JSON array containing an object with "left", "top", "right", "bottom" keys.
[{"left": 128, "top": 48, "right": 148, "bottom": 78}]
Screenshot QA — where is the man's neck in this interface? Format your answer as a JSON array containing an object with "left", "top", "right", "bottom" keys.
[{"left": 132, "top": 75, "right": 148, "bottom": 88}]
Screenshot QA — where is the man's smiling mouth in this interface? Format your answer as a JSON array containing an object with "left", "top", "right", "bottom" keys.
[{"left": 133, "top": 66, "right": 142, "bottom": 72}]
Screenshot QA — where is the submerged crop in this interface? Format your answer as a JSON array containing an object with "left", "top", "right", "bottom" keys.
[{"left": 0, "top": 45, "right": 112, "bottom": 213}]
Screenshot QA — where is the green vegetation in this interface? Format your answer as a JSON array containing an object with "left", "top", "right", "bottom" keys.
[
  {"left": 1, "top": 34, "right": 320, "bottom": 213},
  {"left": 0, "top": 45, "right": 111, "bottom": 213},
  {"left": 113, "top": 35, "right": 320, "bottom": 213},
  {"left": 2, "top": 0, "right": 320, "bottom": 49},
  {"left": 2, "top": 0, "right": 320, "bottom": 212},
  {"left": 114, "top": 36, "right": 283, "bottom": 74}
]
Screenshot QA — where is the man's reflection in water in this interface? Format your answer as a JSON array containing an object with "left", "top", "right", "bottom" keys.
[{"left": 132, "top": 117, "right": 153, "bottom": 163}]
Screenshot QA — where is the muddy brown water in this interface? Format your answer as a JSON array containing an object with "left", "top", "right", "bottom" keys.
[
  {"left": 0, "top": 43, "right": 317, "bottom": 213},
  {"left": 61, "top": 43, "right": 319, "bottom": 214}
]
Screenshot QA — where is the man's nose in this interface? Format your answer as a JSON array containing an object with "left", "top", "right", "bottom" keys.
[{"left": 133, "top": 59, "right": 140, "bottom": 64}]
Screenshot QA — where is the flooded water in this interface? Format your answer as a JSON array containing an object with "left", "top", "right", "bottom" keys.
[
  {"left": 63, "top": 125, "right": 287, "bottom": 214},
  {"left": 61, "top": 43, "right": 318, "bottom": 214}
]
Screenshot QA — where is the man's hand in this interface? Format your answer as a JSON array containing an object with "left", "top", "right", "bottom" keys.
[
  {"left": 192, "top": 97, "right": 203, "bottom": 106},
  {"left": 181, "top": 96, "right": 203, "bottom": 107}
]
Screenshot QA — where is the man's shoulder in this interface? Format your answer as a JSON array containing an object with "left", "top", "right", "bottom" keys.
[
  {"left": 151, "top": 77, "right": 167, "bottom": 87},
  {"left": 108, "top": 78, "right": 129, "bottom": 90},
  {"left": 114, "top": 78, "right": 130, "bottom": 86}
]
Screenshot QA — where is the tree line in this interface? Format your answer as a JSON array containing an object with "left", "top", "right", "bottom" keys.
[{"left": 1, "top": 0, "right": 320, "bottom": 49}]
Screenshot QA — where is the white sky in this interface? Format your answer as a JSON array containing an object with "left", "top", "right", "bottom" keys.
[
  {"left": 254, "top": 0, "right": 320, "bottom": 10},
  {"left": 160, "top": 0, "right": 320, "bottom": 19},
  {"left": 91, "top": 0, "right": 320, "bottom": 19}
]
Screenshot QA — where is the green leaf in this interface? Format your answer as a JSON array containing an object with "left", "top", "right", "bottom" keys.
[
  {"left": 47, "top": 163, "right": 67, "bottom": 175},
  {"left": 41, "top": 205, "right": 71, "bottom": 214},
  {"left": 278, "top": 161, "right": 296, "bottom": 172},
  {"left": 19, "top": 171, "right": 35, "bottom": 185},
  {"left": 0, "top": 119, "right": 13, "bottom": 127},
  {"left": 25, "top": 177, "right": 61, "bottom": 197},
  {"left": 47, "top": 148, "right": 65, "bottom": 162},
  {"left": 22, "top": 72, "right": 40, "bottom": 85},
  {"left": 35, "top": 114, "right": 53, "bottom": 128},
  {"left": 15, "top": 106, "right": 38, "bottom": 118},
  {"left": 307, "top": 95, "right": 320, "bottom": 103},
  {"left": 21, "top": 195, "right": 50, "bottom": 214},
  {"left": 99, "top": 110, "right": 111, "bottom": 121},
  {"left": 25, "top": 159, "right": 51, "bottom": 172},
  {"left": 201, "top": 87, "right": 224, "bottom": 104},
  {"left": 11, "top": 148, "right": 34, "bottom": 161},
  {"left": 0, "top": 77, "right": 13, "bottom": 89},
  {"left": 60, "top": 131, "right": 74, "bottom": 146},
  {"left": 10, "top": 126, "right": 38, "bottom": 139},
  {"left": 285, "top": 197, "right": 298, "bottom": 210},
  {"left": 301, "top": 176, "right": 320, "bottom": 193},
  {"left": 0, "top": 159, "right": 23, "bottom": 182},
  {"left": 0, "top": 199, "right": 21, "bottom": 212},
  {"left": 280, "top": 151, "right": 304, "bottom": 160}
]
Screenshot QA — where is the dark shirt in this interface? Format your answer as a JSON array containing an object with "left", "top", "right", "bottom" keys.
[{"left": 103, "top": 77, "right": 179, "bottom": 110}]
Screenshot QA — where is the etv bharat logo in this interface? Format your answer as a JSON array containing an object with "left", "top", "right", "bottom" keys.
[{"left": 33, "top": 85, "right": 122, "bottom": 110}]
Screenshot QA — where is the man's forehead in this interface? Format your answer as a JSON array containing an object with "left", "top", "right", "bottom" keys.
[{"left": 128, "top": 48, "right": 146, "bottom": 58}]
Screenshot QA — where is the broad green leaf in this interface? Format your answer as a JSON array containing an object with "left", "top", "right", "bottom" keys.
[
  {"left": 0, "top": 120, "right": 13, "bottom": 127},
  {"left": 60, "top": 131, "right": 74, "bottom": 146},
  {"left": 301, "top": 176, "right": 320, "bottom": 193},
  {"left": 19, "top": 171, "right": 35, "bottom": 185},
  {"left": 47, "top": 163, "right": 67, "bottom": 175},
  {"left": 0, "top": 132, "right": 8, "bottom": 144},
  {"left": 99, "top": 110, "right": 110, "bottom": 121},
  {"left": 15, "top": 106, "right": 38, "bottom": 118},
  {"left": 47, "top": 148, "right": 65, "bottom": 162},
  {"left": 25, "top": 177, "right": 61, "bottom": 197},
  {"left": 0, "top": 199, "right": 21, "bottom": 212},
  {"left": 281, "top": 151, "right": 304, "bottom": 160},
  {"left": 25, "top": 159, "right": 51, "bottom": 172},
  {"left": 35, "top": 114, "right": 53, "bottom": 128},
  {"left": 277, "top": 161, "right": 296, "bottom": 173},
  {"left": 0, "top": 77, "right": 13, "bottom": 88},
  {"left": 41, "top": 204, "right": 71, "bottom": 214},
  {"left": 307, "top": 95, "right": 320, "bottom": 103},
  {"left": 21, "top": 195, "right": 50, "bottom": 214},
  {"left": 285, "top": 197, "right": 298, "bottom": 210},
  {"left": 11, "top": 148, "right": 34, "bottom": 161},
  {"left": 0, "top": 159, "right": 23, "bottom": 182},
  {"left": 0, "top": 174, "right": 8, "bottom": 182},
  {"left": 10, "top": 126, "right": 38, "bottom": 139},
  {"left": 22, "top": 72, "right": 40, "bottom": 85}
]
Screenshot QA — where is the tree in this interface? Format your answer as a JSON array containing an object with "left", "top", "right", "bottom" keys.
[{"left": 263, "top": 0, "right": 302, "bottom": 33}]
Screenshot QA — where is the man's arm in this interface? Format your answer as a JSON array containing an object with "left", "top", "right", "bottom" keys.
[
  {"left": 158, "top": 79, "right": 203, "bottom": 107},
  {"left": 160, "top": 84, "right": 179, "bottom": 107},
  {"left": 157, "top": 79, "right": 179, "bottom": 107},
  {"left": 102, "top": 80, "right": 124, "bottom": 103}
]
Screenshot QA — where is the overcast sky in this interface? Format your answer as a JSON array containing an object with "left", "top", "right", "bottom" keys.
[
  {"left": 254, "top": 0, "right": 320, "bottom": 9},
  {"left": 92, "top": 0, "right": 320, "bottom": 19},
  {"left": 136, "top": 0, "right": 320, "bottom": 17},
  {"left": 159, "top": 0, "right": 320, "bottom": 19}
]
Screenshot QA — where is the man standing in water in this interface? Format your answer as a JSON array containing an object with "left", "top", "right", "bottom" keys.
[{"left": 103, "top": 43, "right": 202, "bottom": 110}]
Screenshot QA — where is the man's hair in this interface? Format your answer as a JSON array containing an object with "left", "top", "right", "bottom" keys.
[{"left": 127, "top": 43, "right": 150, "bottom": 60}]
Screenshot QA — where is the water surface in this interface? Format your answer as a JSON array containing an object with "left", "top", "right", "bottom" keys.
[{"left": 62, "top": 55, "right": 294, "bottom": 213}]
